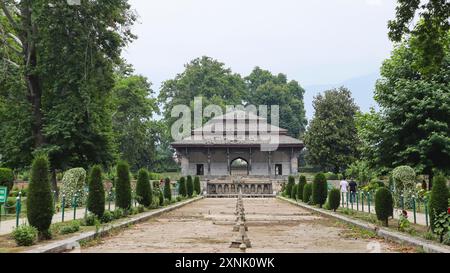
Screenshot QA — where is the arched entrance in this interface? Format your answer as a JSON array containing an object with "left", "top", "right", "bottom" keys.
[{"left": 230, "top": 157, "right": 249, "bottom": 176}]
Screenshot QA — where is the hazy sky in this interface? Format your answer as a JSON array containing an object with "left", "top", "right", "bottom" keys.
[{"left": 123, "top": 0, "right": 397, "bottom": 95}]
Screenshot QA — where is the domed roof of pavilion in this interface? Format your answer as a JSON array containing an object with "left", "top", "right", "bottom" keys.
[{"left": 171, "top": 110, "right": 303, "bottom": 148}]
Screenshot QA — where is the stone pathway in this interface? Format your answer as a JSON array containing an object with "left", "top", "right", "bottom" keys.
[
  {"left": 83, "top": 198, "right": 405, "bottom": 253},
  {"left": 0, "top": 204, "right": 116, "bottom": 236}
]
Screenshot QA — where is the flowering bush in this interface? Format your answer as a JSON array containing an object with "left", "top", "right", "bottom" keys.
[
  {"left": 58, "top": 168, "right": 87, "bottom": 207},
  {"left": 392, "top": 166, "right": 416, "bottom": 208}
]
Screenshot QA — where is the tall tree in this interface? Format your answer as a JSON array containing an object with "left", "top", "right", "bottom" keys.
[
  {"left": 158, "top": 56, "right": 246, "bottom": 128},
  {"left": 0, "top": 0, "right": 135, "bottom": 173},
  {"left": 304, "top": 87, "right": 360, "bottom": 173},
  {"left": 245, "top": 67, "right": 307, "bottom": 138},
  {"left": 388, "top": 0, "right": 450, "bottom": 76},
  {"left": 112, "top": 68, "right": 158, "bottom": 171},
  {"left": 371, "top": 36, "right": 450, "bottom": 183}
]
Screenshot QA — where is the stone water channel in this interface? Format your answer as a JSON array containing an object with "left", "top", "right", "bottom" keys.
[{"left": 83, "top": 198, "right": 407, "bottom": 253}]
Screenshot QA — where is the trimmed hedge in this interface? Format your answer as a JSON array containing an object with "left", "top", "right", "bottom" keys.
[
  {"left": 27, "top": 155, "right": 54, "bottom": 238},
  {"left": 12, "top": 225, "right": 38, "bottom": 246},
  {"left": 159, "top": 190, "right": 164, "bottom": 206},
  {"left": 178, "top": 177, "right": 187, "bottom": 197},
  {"left": 328, "top": 188, "right": 341, "bottom": 212},
  {"left": 194, "top": 176, "right": 201, "bottom": 195},
  {"left": 375, "top": 187, "right": 393, "bottom": 227},
  {"left": 298, "top": 175, "right": 307, "bottom": 201},
  {"left": 291, "top": 184, "right": 298, "bottom": 200},
  {"left": 312, "top": 173, "right": 328, "bottom": 208},
  {"left": 303, "top": 183, "right": 313, "bottom": 203},
  {"left": 115, "top": 161, "right": 132, "bottom": 210},
  {"left": 136, "top": 169, "right": 152, "bottom": 207},
  {"left": 429, "top": 174, "right": 449, "bottom": 232},
  {"left": 0, "top": 168, "right": 14, "bottom": 191},
  {"left": 164, "top": 178, "right": 172, "bottom": 201},
  {"left": 87, "top": 165, "right": 105, "bottom": 218},
  {"left": 186, "top": 175, "right": 194, "bottom": 197},
  {"left": 286, "top": 176, "right": 295, "bottom": 197}
]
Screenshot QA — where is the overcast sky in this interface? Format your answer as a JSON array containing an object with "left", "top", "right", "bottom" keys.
[{"left": 123, "top": 0, "right": 397, "bottom": 97}]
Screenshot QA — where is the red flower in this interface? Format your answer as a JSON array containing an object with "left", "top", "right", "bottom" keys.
[{"left": 447, "top": 207, "right": 450, "bottom": 214}]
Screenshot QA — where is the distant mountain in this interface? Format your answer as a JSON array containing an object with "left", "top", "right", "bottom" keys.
[{"left": 303, "top": 72, "right": 380, "bottom": 121}]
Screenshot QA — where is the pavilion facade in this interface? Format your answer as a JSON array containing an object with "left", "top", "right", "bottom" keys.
[{"left": 171, "top": 110, "right": 304, "bottom": 196}]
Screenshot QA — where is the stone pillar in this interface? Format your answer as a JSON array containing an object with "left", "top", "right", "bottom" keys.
[
  {"left": 207, "top": 148, "right": 211, "bottom": 176},
  {"left": 291, "top": 150, "right": 298, "bottom": 176},
  {"left": 227, "top": 148, "right": 230, "bottom": 175},
  {"left": 268, "top": 152, "right": 272, "bottom": 177},
  {"left": 249, "top": 147, "right": 253, "bottom": 175},
  {"left": 181, "top": 148, "right": 189, "bottom": 176}
]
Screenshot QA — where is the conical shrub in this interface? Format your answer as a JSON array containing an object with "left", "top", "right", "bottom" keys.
[
  {"left": 375, "top": 187, "right": 393, "bottom": 227},
  {"left": 328, "top": 188, "right": 341, "bottom": 212},
  {"left": 298, "top": 175, "right": 307, "bottom": 201},
  {"left": 286, "top": 176, "right": 295, "bottom": 197},
  {"left": 115, "top": 161, "right": 131, "bottom": 210},
  {"left": 164, "top": 178, "right": 172, "bottom": 201},
  {"left": 194, "top": 176, "right": 201, "bottom": 195},
  {"left": 136, "top": 169, "right": 152, "bottom": 207},
  {"left": 186, "top": 175, "right": 194, "bottom": 197},
  {"left": 87, "top": 165, "right": 105, "bottom": 218},
  {"left": 303, "top": 183, "right": 313, "bottom": 203},
  {"left": 312, "top": 173, "right": 328, "bottom": 208},
  {"left": 27, "top": 155, "right": 54, "bottom": 238},
  {"left": 429, "top": 174, "right": 449, "bottom": 231},
  {"left": 178, "top": 177, "right": 187, "bottom": 197}
]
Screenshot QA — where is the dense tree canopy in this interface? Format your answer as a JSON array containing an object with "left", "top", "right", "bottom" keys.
[
  {"left": 112, "top": 68, "right": 158, "bottom": 171},
  {"left": 0, "top": 0, "right": 136, "bottom": 172},
  {"left": 388, "top": 0, "right": 449, "bottom": 76},
  {"left": 368, "top": 35, "right": 450, "bottom": 180},
  {"left": 245, "top": 67, "right": 307, "bottom": 138},
  {"left": 304, "top": 87, "right": 360, "bottom": 173}
]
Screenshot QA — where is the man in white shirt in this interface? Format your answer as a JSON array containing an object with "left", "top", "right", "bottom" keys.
[{"left": 340, "top": 178, "right": 348, "bottom": 194}]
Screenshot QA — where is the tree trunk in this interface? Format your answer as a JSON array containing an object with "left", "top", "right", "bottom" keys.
[
  {"left": 384, "top": 219, "right": 389, "bottom": 227},
  {"left": 428, "top": 169, "right": 434, "bottom": 190},
  {"left": 51, "top": 168, "right": 58, "bottom": 197}
]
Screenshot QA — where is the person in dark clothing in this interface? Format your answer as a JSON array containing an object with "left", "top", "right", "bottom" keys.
[{"left": 349, "top": 180, "right": 357, "bottom": 203}]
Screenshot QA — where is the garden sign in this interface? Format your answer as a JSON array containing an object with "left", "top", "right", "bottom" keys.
[{"left": 0, "top": 186, "right": 7, "bottom": 204}]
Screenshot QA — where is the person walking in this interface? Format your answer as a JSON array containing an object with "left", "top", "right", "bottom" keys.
[
  {"left": 349, "top": 180, "right": 358, "bottom": 203},
  {"left": 339, "top": 177, "right": 349, "bottom": 202}
]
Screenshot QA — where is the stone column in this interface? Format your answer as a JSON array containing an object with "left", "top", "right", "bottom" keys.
[
  {"left": 268, "top": 152, "right": 272, "bottom": 177},
  {"left": 181, "top": 148, "right": 189, "bottom": 176},
  {"left": 291, "top": 150, "right": 298, "bottom": 176},
  {"left": 249, "top": 147, "right": 253, "bottom": 175},
  {"left": 207, "top": 147, "right": 211, "bottom": 176},
  {"left": 227, "top": 148, "right": 230, "bottom": 175}
]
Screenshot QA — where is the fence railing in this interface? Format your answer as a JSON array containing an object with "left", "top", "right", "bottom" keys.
[{"left": 340, "top": 191, "right": 429, "bottom": 226}]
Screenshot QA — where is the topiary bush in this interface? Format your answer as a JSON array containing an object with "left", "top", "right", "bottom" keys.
[
  {"left": 186, "top": 175, "right": 194, "bottom": 197},
  {"left": 328, "top": 188, "right": 341, "bottom": 212},
  {"left": 59, "top": 168, "right": 87, "bottom": 207},
  {"left": 392, "top": 166, "right": 416, "bottom": 207},
  {"left": 0, "top": 168, "right": 14, "bottom": 191},
  {"left": 375, "top": 187, "right": 393, "bottom": 227},
  {"left": 27, "top": 155, "right": 54, "bottom": 239},
  {"left": 136, "top": 169, "right": 152, "bottom": 207},
  {"left": 159, "top": 189, "right": 164, "bottom": 206},
  {"left": 291, "top": 184, "right": 298, "bottom": 200},
  {"left": 164, "top": 178, "right": 172, "bottom": 201},
  {"left": 115, "top": 161, "right": 131, "bottom": 210},
  {"left": 303, "top": 183, "right": 313, "bottom": 204},
  {"left": 87, "top": 165, "right": 105, "bottom": 218},
  {"left": 101, "top": 211, "right": 114, "bottom": 223},
  {"left": 83, "top": 214, "right": 99, "bottom": 227},
  {"left": 112, "top": 208, "right": 124, "bottom": 219},
  {"left": 59, "top": 221, "right": 80, "bottom": 235},
  {"left": 298, "top": 175, "right": 307, "bottom": 201},
  {"left": 178, "top": 177, "right": 187, "bottom": 197},
  {"left": 12, "top": 225, "right": 38, "bottom": 246},
  {"left": 286, "top": 176, "right": 295, "bottom": 197},
  {"left": 429, "top": 174, "right": 449, "bottom": 232},
  {"left": 312, "top": 173, "right": 328, "bottom": 208},
  {"left": 194, "top": 176, "right": 201, "bottom": 195}
]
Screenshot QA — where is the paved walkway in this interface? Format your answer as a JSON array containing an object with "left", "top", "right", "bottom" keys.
[
  {"left": 83, "top": 198, "right": 408, "bottom": 253},
  {"left": 0, "top": 204, "right": 116, "bottom": 235}
]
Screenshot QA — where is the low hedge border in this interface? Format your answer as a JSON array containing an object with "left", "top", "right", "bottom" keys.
[{"left": 278, "top": 196, "right": 450, "bottom": 253}]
